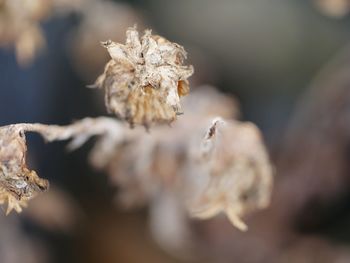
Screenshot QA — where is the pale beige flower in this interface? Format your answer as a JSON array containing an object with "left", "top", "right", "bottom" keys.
[
  {"left": 93, "top": 26, "right": 194, "bottom": 127},
  {"left": 185, "top": 118, "right": 273, "bottom": 231}
]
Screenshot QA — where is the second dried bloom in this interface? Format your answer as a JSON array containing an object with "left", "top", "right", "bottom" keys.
[
  {"left": 94, "top": 27, "right": 194, "bottom": 127},
  {"left": 186, "top": 118, "right": 273, "bottom": 231},
  {"left": 0, "top": 117, "right": 123, "bottom": 214},
  {"left": 0, "top": 125, "right": 48, "bottom": 214}
]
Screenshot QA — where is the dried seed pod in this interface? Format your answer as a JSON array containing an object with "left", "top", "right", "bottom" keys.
[
  {"left": 0, "top": 125, "right": 49, "bottom": 214},
  {"left": 93, "top": 27, "right": 194, "bottom": 127}
]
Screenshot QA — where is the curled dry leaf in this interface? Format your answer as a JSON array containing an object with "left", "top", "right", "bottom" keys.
[{"left": 93, "top": 27, "right": 194, "bottom": 127}]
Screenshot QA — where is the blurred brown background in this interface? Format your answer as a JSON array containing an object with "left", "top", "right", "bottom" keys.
[{"left": 2, "top": 0, "right": 350, "bottom": 262}]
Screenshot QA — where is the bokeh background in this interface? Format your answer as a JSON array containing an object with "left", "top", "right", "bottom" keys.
[{"left": 2, "top": 0, "right": 350, "bottom": 262}]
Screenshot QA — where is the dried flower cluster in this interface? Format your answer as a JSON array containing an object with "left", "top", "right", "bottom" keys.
[
  {"left": 93, "top": 27, "right": 194, "bottom": 127},
  {"left": 89, "top": 87, "right": 273, "bottom": 231},
  {"left": 0, "top": 87, "right": 273, "bottom": 235},
  {"left": 0, "top": 27, "right": 272, "bottom": 251}
]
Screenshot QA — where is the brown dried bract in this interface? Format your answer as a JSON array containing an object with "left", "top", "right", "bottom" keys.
[
  {"left": 0, "top": 125, "right": 48, "bottom": 214},
  {"left": 93, "top": 27, "right": 194, "bottom": 127}
]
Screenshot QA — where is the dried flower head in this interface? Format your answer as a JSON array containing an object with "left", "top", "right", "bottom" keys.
[
  {"left": 0, "top": 125, "right": 48, "bottom": 214},
  {"left": 185, "top": 118, "right": 273, "bottom": 231},
  {"left": 93, "top": 26, "right": 194, "bottom": 127}
]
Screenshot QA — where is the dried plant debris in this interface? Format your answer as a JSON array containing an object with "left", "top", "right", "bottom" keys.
[
  {"left": 89, "top": 87, "right": 273, "bottom": 231},
  {"left": 0, "top": 125, "right": 49, "bottom": 214},
  {"left": 0, "top": 86, "right": 273, "bottom": 259},
  {"left": 93, "top": 27, "right": 194, "bottom": 127},
  {"left": 186, "top": 118, "right": 272, "bottom": 231},
  {"left": 0, "top": 117, "right": 123, "bottom": 214}
]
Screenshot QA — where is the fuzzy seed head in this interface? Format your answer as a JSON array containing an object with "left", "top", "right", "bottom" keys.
[{"left": 94, "top": 27, "right": 194, "bottom": 127}]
